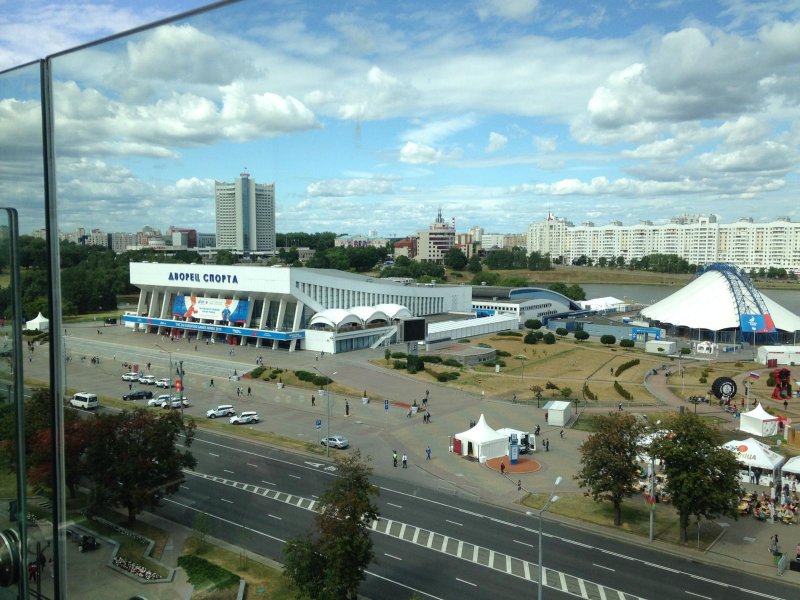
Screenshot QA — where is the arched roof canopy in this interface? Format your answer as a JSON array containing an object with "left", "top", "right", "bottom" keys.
[
  {"left": 309, "top": 309, "right": 363, "bottom": 331},
  {"left": 350, "top": 306, "right": 390, "bottom": 325},
  {"left": 374, "top": 303, "right": 412, "bottom": 321}
]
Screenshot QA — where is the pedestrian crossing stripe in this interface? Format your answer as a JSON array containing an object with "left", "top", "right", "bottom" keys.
[{"left": 185, "top": 471, "right": 646, "bottom": 600}]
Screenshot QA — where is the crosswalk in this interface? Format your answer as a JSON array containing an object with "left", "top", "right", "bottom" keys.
[{"left": 185, "top": 471, "right": 646, "bottom": 600}]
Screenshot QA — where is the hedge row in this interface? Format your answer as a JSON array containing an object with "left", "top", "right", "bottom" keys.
[
  {"left": 614, "top": 358, "right": 640, "bottom": 377},
  {"left": 177, "top": 555, "right": 239, "bottom": 590},
  {"left": 294, "top": 370, "right": 332, "bottom": 387},
  {"left": 583, "top": 383, "right": 596, "bottom": 401},
  {"left": 614, "top": 381, "right": 632, "bottom": 401}
]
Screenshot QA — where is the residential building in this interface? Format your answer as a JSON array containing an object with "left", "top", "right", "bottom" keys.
[
  {"left": 215, "top": 172, "right": 276, "bottom": 254},
  {"left": 527, "top": 214, "right": 800, "bottom": 271},
  {"left": 416, "top": 208, "right": 455, "bottom": 263}
]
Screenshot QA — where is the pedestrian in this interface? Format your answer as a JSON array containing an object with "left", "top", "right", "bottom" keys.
[
  {"left": 47, "top": 558, "right": 54, "bottom": 579},
  {"left": 426, "top": 446, "right": 431, "bottom": 461},
  {"left": 402, "top": 453, "right": 408, "bottom": 468},
  {"left": 345, "top": 400, "right": 350, "bottom": 416},
  {"left": 770, "top": 533, "right": 779, "bottom": 554},
  {"left": 610, "top": 367, "right": 613, "bottom": 375},
  {"left": 407, "top": 407, "right": 412, "bottom": 418},
  {"left": 393, "top": 450, "right": 398, "bottom": 467},
  {"left": 425, "top": 410, "right": 431, "bottom": 423},
  {"left": 517, "top": 479, "right": 522, "bottom": 491},
  {"left": 512, "top": 393, "right": 517, "bottom": 404},
  {"left": 560, "top": 429, "right": 564, "bottom": 439},
  {"left": 195, "top": 344, "right": 197, "bottom": 351},
  {"left": 236, "top": 387, "right": 241, "bottom": 397},
  {"left": 545, "top": 438, "right": 550, "bottom": 452},
  {"left": 425, "top": 389, "right": 429, "bottom": 400},
  {"left": 534, "top": 424, "right": 540, "bottom": 436},
  {"left": 247, "top": 386, "right": 252, "bottom": 397},
  {"left": 147, "top": 362, "right": 151, "bottom": 371},
  {"left": 210, "top": 378, "right": 214, "bottom": 387},
  {"left": 28, "top": 562, "right": 37, "bottom": 582},
  {"left": 618, "top": 402, "right": 623, "bottom": 411},
  {"left": 500, "top": 462, "right": 506, "bottom": 475},
  {"left": 311, "top": 395, "right": 316, "bottom": 407},
  {"left": 128, "top": 382, "right": 132, "bottom": 391},
  {"left": 544, "top": 411, "right": 548, "bottom": 423}
]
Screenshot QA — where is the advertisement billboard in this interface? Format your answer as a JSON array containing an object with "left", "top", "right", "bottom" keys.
[
  {"left": 739, "top": 313, "right": 775, "bottom": 334},
  {"left": 172, "top": 295, "right": 249, "bottom": 323}
]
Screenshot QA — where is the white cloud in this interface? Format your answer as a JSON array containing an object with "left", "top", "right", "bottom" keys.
[
  {"left": 398, "top": 141, "right": 446, "bottom": 165},
  {"left": 476, "top": 0, "right": 540, "bottom": 23},
  {"left": 401, "top": 115, "right": 477, "bottom": 146},
  {"left": 338, "top": 66, "right": 419, "bottom": 121},
  {"left": 533, "top": 135, "right": 557, "bottom": 153},
  {"left": 307, "top": 178, "right": 396, "bottom": 197},
  {"left": 622, "top": 138, "right": 691, "bottom": 161},
  {"left": 486, "top": 132, "right": 508, "bottom": 153}
]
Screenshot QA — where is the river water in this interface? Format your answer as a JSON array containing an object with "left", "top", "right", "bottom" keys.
[{"left": 579, "top": 283, "right": 800, "bottom": 316}]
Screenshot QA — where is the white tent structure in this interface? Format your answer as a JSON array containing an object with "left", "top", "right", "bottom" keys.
[
  {"left": 781, "top": 455, "right": 800, "bottom": 478},
  {"left": 25, "top": 312, "right": 49, "bottom": 331},
  {"left": 454, "top": 414, "right": 507, "bottom": 463},
  {"left": 721, "top": 438, "right": 785, "bottom": 487},
  {"left": 739, "top": 403, "right": 780, "bottom": 437},
  {"left": 545, "top": 401, "right": 572, "bottom": 427},
  {"left": 641, "top": 264, "right": 800, "bottom": 332}
]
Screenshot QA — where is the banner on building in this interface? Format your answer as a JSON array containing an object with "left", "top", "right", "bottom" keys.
[
  {"left": 173, "top": 295, "right": 249, "bottom": 323},
  {"left": 740, "top": 313, "right": 775, "bottom": 334}
]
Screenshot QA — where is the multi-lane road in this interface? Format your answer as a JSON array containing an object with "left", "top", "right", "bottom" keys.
[{"left": 157, "top": 430, "right": 796, "bottom": 600}]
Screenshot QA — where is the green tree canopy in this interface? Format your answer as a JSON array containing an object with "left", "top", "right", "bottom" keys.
[
  {"left": 83, "top": 408, "right": 196, "bottom": 523},
  {"left": 467, "top": 254, "right": 482, "bottom": 273},
  {"left": 444, "top": 247, "right": 468, "bottom": 270},
  {"left": 284, "top": 450, "right": 379, "bottom": 599},
  {"left": 575, "top": 413, "right": 645, "bottom": 525},
  {"left": 650, "top": 413, "right": 740, "bottom": 543}
]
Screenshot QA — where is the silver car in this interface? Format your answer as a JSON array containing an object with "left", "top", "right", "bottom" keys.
[
  {"left": 321, "top": 435, "right": 349, "bottom": 449},
  {"left": 230, "top": 411, "right": 259, "bottom": 425}
]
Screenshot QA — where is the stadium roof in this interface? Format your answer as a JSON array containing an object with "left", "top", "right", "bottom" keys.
[{"left": 641, "top": 263, "right": 800, "bottom": 332}]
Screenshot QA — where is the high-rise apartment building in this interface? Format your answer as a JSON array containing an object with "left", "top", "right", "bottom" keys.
[
  {"left": 215, "top": 172, "right": 275, "bottom": 253},
  {"left": 416, "top": 208, "right": 455, "bottom": 263},
  {"left": 527, "top": 214, "right": 800, "bottom": 271}
]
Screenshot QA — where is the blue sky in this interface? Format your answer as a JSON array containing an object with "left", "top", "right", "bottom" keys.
[{"left": 1, "top": 0, "right": 799, "bottom": 238}]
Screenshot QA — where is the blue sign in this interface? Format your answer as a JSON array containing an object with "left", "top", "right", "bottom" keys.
[
  {"left": 315, "top": 419, "right": 322, "bottom": 430},
  {"left": 121, "top": 314, "right": 305, "bottom": 341},
  {"left": 384, "top": 399, "right": 389, "bottom": 413},
  {"left": 630, "top": 327, "right": 662, "bottom": 341},
  {"left": 740, "top": 313, "right": 775, "bottom": 333}
]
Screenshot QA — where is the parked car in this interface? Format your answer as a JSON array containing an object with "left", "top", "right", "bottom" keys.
[
  {"left": 138, "top": 374, "right": 157, "bottom": 385},
  {"left": 148, "top": 394, "right": 172, "bottom": 407},
  {"left": 162, "top": 398, "right": 189, "bottom": 409},
  {"left": 121, "top": 372, "right": 139, "bottom": 381},
  {"left": 122, "top": 389, "right": 153, "bottom": 401},
  {"left": 154, "top": 378, "right": 172, "bottom": 388},
  {"left": 321, "top": 435, "right": 349, "bottom": 449},
  {"left": 206, "top": 404, "right": 235, "bottom": 419},
  {"left": 230, "top": 411, "right": 260, "bottom": 425}
]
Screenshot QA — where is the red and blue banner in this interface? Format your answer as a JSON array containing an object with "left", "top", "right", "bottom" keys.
[{"left": 740, "top": 313, "right": 775, "bottom": 334}]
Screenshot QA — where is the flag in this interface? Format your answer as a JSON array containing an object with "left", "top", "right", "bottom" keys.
[{"left": 749, "top": 372, "right": 761, "bottom": 379}]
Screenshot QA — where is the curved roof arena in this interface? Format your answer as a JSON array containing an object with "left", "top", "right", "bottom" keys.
[{"left": 641, "top": 263, "right": 800, "bottom": 332}]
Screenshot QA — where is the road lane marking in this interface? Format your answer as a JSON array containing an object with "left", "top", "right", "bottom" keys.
[
  {"left": 268, "top": 514, "right": 282, "bottom": 521},
  {"left": 247, "top": 463, "right": 258, "bottom": 467},
  {"left": 261, "top": 480, "right": 276, "bottom": 486},
  {"left": 384, "top": 553, "right": 403, "bottom": 561},
  {"left": 387, "top": 502, "right": 402, "bottom": 508},
  {"left": 514, "top": 539, "right": 535, "bottom": 548},
  {"left": 220, "top": 498, "right": 233, "bottom": 504},
  {"left": 180, "top": 485, "right": 190, "bottom": 490},
  {"left": 593, "top": 563, "right": 615, "bottom": 571},
  {"left": 208, "top": 452, "right": 220, "bottom": 457},
  {"left": 224, "top": 469, "right": 234, "bottom": 474},
  {"left": 455, "top": 578, "right": 476, "bottom": 587},
  {"left": 686, "top": 593, "right": 711, "bottom": 600},
  {"left": 446, "top": 519, "right": 463, "bottom": 526},
  {"left": 288, "top": 474, "right": 301, "bottom": 479}
]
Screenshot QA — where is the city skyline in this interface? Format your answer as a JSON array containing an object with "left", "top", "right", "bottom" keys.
[{"left": 2, "top": 0, "right": 799, "bottom": 236}]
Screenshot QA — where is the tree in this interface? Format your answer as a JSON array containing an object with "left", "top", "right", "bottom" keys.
[
  {"left": 215, "top": 250, "right": 236, "bottom": 265},
  {"left": 574, "top": 330, "right": 589, "bottom": 342},
  {"left": 559, "top": 387, "right": 573, "bottom": 401},
  {"left": 575, "top": 413, "right": 645, "bottom": 526},
  {"left": 444, "top": 247, "right": 468, "bottom": 270},
  {"left": 650, "top": 413, "right": 740, "bottom": 543},
  {"left": 284, "top": 450, "right": 379, "bottom": 599},
  {"left": 555, "top": 327, "right": 568, "bottom": 338},
  {"left": 467, "top": 254, "right": 482, "bottom": 273},
  {"left": 83, "top": 408, "right": 196, "bottom": 523},
  {"left": 526, "top": 319, "right": 542, "bottom": 330},
  {"left": 524, "top": 331, "right": 537, "bottom": 345},
  {"left": 600, "top": 335, "right": 616, "bottom": 346},
  {"left": 543, "top": 332, "right": 556, "bottom": 344}
]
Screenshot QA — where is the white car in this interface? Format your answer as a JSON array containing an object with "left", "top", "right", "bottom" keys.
[
  {"left": 138, "top": 374, "right": 157, "bottom": 385},
  {"left": 321, "top": 435, "right": 349, "bottom": 449},
  {"left": 230, "top": 411, "right": 259, "bottom": 425},
  {"left": 148, "top": 394, "right": 172, "bottom": 407},
  {"left": 162, "top": 398, "right": 189, "bottom": 409},
  {"left": 154, "top": 378, "right": 172, "bottom": 388},
  {"left": 121, "top": 372, "right": 139, "bottom": 381},
  {"left": 206, "top": 404, "right": 235, "bottom": 419}
]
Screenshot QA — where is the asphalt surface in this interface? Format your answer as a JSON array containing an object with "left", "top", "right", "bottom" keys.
[{"left": 17, "top": 322, "right": 800, "bottom": 599}]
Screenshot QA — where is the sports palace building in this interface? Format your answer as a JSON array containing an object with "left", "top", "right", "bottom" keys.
[{"left": 122, "top": 262, "right": 472, "bottom": 353}]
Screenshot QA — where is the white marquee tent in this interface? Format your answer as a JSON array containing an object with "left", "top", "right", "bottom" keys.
[
  {"left": 454, "top": 414, "right": 507, "bottom": 463},
  {"left": 739, "top": 403, "right": 780, "bottom": 437},
  {"left": 781, "top": 455, "right": 800, "bottom": 478},
  {"left": 25, "top": 312, "right": 49, "bottom": 331},
  {"left": 722, "top": 438, "right": 785, "bottom": 487}
]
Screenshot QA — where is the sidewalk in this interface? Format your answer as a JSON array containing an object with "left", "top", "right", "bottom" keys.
[{"left": 46, "top": 325, "right": 800, "bottom": 591}]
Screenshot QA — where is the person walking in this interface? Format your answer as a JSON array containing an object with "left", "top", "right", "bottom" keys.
[
  {"left": 345, "top": 400, "right": 350, "bottom": 417},
  {"left": 128, "top": 382, "right": 132, "bottom": 391},
  {"left": 311, "top": 395, "right": 316, "bottom": 407},
  {"left": 210, "top": 378, "right": 214, "bottom": 387},
  {"left": 560, "top": 429, "right": 564, "bottom": 439},
  {"left": 426, "top": 446, "right": 431, "bottom": 461},
  {"left": 500, "top": 462, "right": 506, "bottom": 475},
  {"left": 545, "top": 438, "right": 550, "bottom": 452},
  {"left": 512, "top": 393, "right": 517, "bottom": 404},
  {"left": 393, "top": 450, "right": 398, "bottom": 467},
  {"left": 618, "top": 402, "right": 623, "bottom": 411},
  {"left": 247, "top": 386, "right": 252, "bottom": 397},
  {"left": 402, "top": 453, "right": 408, "bottom": 469}
]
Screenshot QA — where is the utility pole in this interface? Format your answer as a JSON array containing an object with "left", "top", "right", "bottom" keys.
[{"left": 179, "top": 360, "right": 185, "bottom": 421}]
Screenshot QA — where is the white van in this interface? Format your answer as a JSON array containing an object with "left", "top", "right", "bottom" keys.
[{"left": 70, "top": 392, "right": 98, "bottom": 410}]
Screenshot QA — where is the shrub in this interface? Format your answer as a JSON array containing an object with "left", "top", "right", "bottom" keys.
[
  {"left": 680, "top": 347, "right": 691, "bottom": 355},
  {"left": 393, "top": 360, "right": 406, "bottom": 370},
  {"left": 734, "top": 362, "right": 743, "bottom": 367},
  {"left": 477, "top": 343, "right": 492, "bottom": 348},
  {"left": 614, "top": 358, "right": 640, "bottom": 377},
  {"left": 600, "top": 335, "right": 617, "bottom": 345},
  {"left": 619, "top": 339, "right": 634, "bottom": 348},
  {"left": 495, "top": 350, "right": 511, "bottom": 357},
  {"left": 420, "top": 355, "right": 442, "bottom": 364},
  {"left": 574, "top": 330, "right": 589, "bottom": 342},
  {"left": 583, "top": 383, "right": 596, "bottom": 401},
  {"left": 767, "top": 375, "right": 776, "bottom": 387},
  {"left": 534, "top": 331, "right": 544, "bottom": 340},
  {"left": 526, "top": 319, "right": 542, "bottom": 330},
  {"left": 406, "top": 355, "right": 425, "bottom": 373},
  {"left": 699, "top": 376, "right": 707, "bottom": 384},
  {"left": 443, "top": 358, "right": 462, "bottom": 367},
  {"left": 555, "top": 327, "right": 569, "bottom": 337},
  {"left": 250, "top": 366, "right": 266, "bottom": 378},
  {"left": 496, "top": 331, "right": 523, "bottom": 337},
  {"left": 391, "top": 352, "right": 407, "bottom": 359},
  {"left": 435, "top": 372, "right": 460, "bottom": 382},
  {"left": 543, "top": 332, "right": 556, "bottom": 345},
  {"left": 294, "top": 370, "right": 316, "bottom": 382},
  {"left": 545, "top": 381, "right": 559, "bottom": 390},
  {"left": 614, "top": 381, "right": 632, "bottom": 401},
  {"left": 312, "top": 375, "right": 332, "bottom": 387},
  {"left": 524, "top": 332, "right": 537, "bottom": 345}
]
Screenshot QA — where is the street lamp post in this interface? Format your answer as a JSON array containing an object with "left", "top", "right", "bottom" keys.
[
  {"left": 516, "top": 354, "right": 527, "bottom": 381},
  {"left": 156, "top": 343, "right": 182, "bottom": 419},
  {"left": 313, "top": 367, "right": 337, "bottom": 458},
  {"left": 528, "top": 475, "right": 562, "bottom": 600},
  {"left": 155, "top": 344, "right": 173, "bottom": 389}
]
